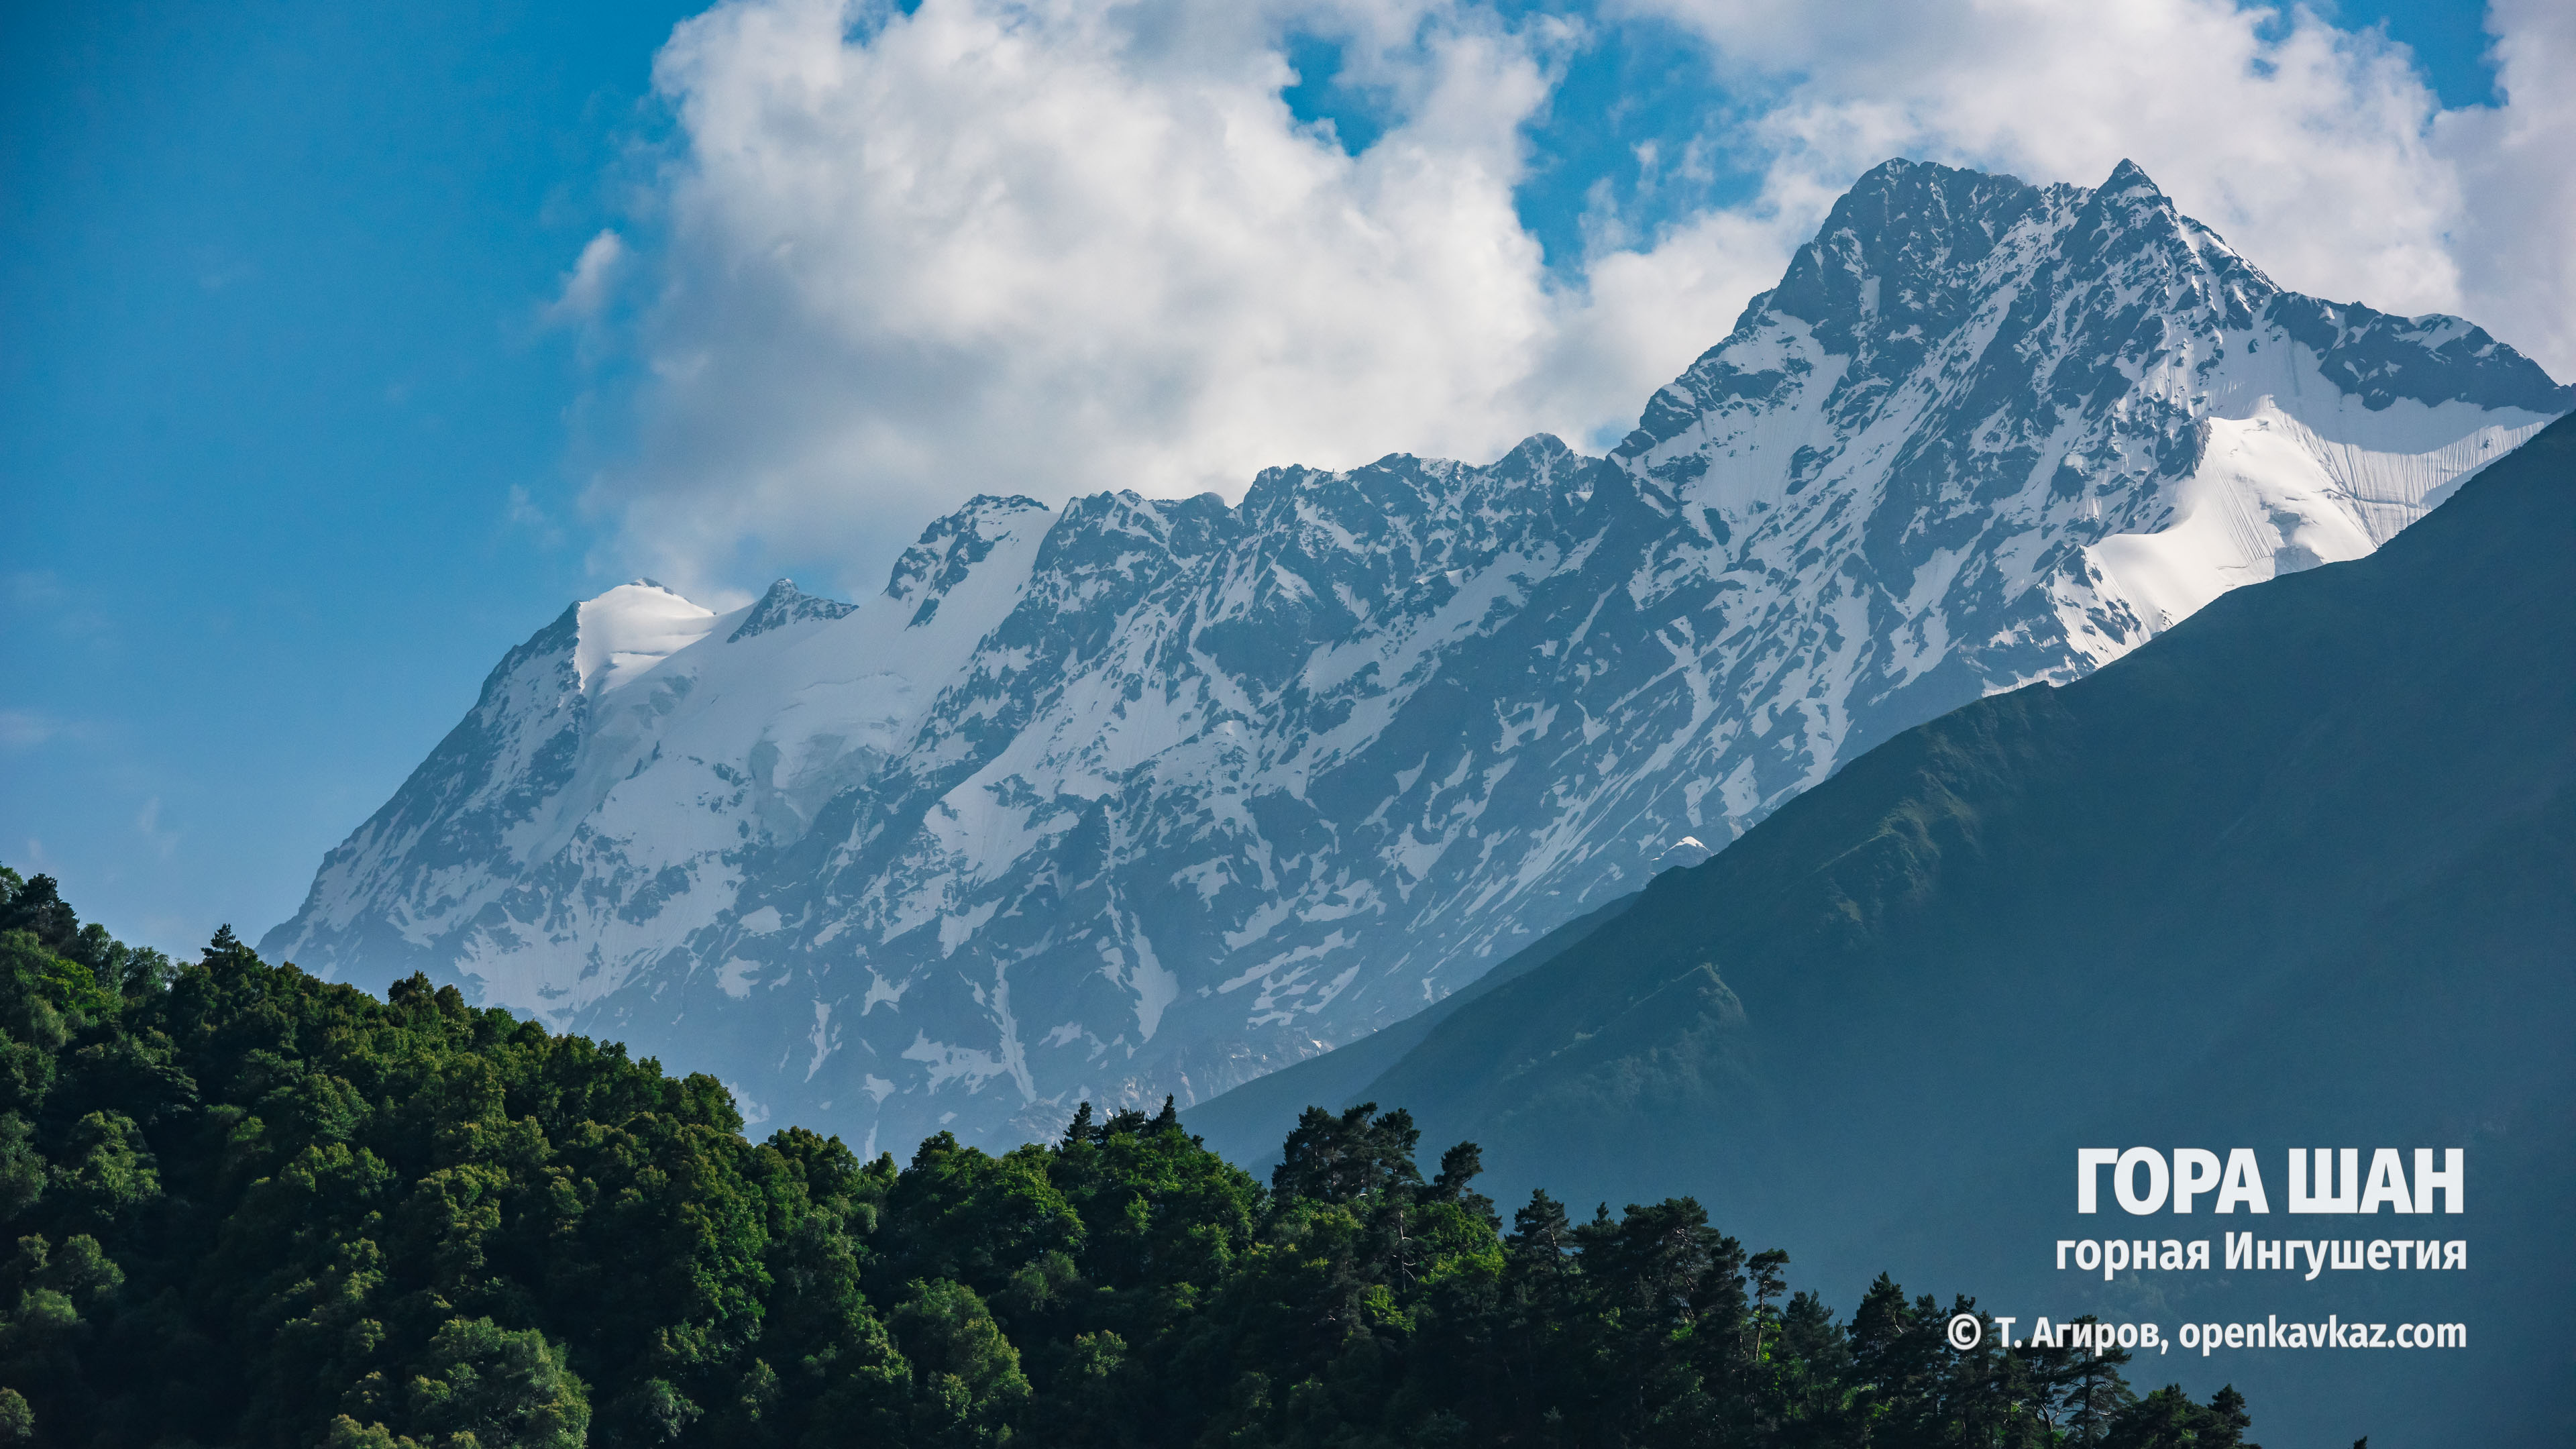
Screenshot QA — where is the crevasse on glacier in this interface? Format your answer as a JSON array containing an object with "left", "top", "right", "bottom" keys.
[{"left": 263, "top": 158, "right": 2570, "bottom": 1153}]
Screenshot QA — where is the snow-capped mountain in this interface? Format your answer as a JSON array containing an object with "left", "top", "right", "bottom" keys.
[{"left": 263, "top": 159, "right": 2569, "bottom": 1153}]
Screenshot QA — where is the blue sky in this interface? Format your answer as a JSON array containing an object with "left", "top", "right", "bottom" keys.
[{"left": 0, "top": 0, "right": 2537, "bottom": 953}]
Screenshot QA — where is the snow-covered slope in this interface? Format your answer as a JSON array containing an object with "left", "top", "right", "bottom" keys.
[{"left": 264, "top": 159, "right": 2568, "bottom": 1152}]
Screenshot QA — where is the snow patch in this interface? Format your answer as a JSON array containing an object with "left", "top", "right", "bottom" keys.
[{"left": 576, "top": 582, "right": 717, "bottom": 696}]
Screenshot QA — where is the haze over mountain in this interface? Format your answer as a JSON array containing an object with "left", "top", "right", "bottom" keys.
[
  {"left": 1191, "top": 412, "right": 2576, "bottom": 1447},
  {"left": 262, "top": 158, "right": 2569, "bottom": 1156}
]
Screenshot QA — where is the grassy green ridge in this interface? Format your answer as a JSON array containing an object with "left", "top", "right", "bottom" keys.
[{"left": 0, "top": 868, "right": 2256, "bottom": 1448}]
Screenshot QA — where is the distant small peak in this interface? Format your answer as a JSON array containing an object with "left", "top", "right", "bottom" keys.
[
  {"left": 729, "top": 576, "right": 856, "bottom": 643},
  {"left": 1496, "top": 432, "right": 1574, "bottom": 467},
  {"left": 1654, "top": 836, "right": 1716, "bottom": 871},
  {"left": 2068, "top": 158, "right": 2184, "bottom": 248},
  {"left": 1824, "top": 157, "right": 1923, "bottom": 217},
  {"left": 571, "top": 581, "right": 718, "bottom": 692},
  {"left": 960, "top": 493, "right": 1051, "bottom": 514},
  {"left": 2102, "top": 158, "right": 2163, "bottom": 195},
  {"left": 582, "top": 578, "right": 698, "bottom": 608},
  {"left": 883, "top": 495, "right": 1055, "bottom": 611}
]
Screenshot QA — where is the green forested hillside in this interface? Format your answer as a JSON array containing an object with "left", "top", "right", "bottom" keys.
[{"left": 0, "top": 869, "right": 2253, "bottom": 1448}]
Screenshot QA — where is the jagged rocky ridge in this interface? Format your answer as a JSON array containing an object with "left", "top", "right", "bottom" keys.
[{"left": 263, "top": 159, "right": 2569, "bottom": 1153}]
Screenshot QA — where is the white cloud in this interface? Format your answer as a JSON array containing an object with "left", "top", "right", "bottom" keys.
[
  {"left": 547, "top": 229, "right": 629, "bottom": 325},
  {"left": 502, "top": 483, "right": 568, "bottom": 549},
  {"left": 2438, "top": 0, "right": 2576, "bottom": 376},
  {"left": 591, "top": 0, "right": 1789, "bottom": 595},
  {"left": 588, "top": 0, "right": 2571, "bottom": 596}
]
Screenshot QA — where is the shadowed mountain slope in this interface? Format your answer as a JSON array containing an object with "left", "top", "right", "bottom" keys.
[{"left": 1197, "top": 412, "right": 2576, "bottom": 1446}]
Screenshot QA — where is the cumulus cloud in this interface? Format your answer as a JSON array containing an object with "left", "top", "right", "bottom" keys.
[
  {"left": 592, "top": 0, "right": 1784, "bottom": 594},
  {"left": 545, "top": 229, "right": 629, "bottom": 326},
  {"left": 586, "top": 0, "right": 2573, "bottom": 596},
  {"left": 2437, "top": 0, "right": 2576, "bottom": 375}
]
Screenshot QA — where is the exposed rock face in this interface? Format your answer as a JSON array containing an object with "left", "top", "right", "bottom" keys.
[{"left": 263, "top": 159, "right": 2567, "bottom": 1153}]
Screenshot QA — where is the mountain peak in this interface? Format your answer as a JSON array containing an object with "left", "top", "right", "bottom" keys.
[
  {"left": 574, "top": 582, "right": 717, "bottom": 694},
  {"left": 727, "top": 578, "right": 857, "bottom": 643},
  {"left": 266, "top": 154, "right": 2566, "bottom": 1164},
  {"left": 884, "top": 493, "right": 1053, "bottom": 625},
  {"left": 2100, "top": 156, "right": 2161, "bottom": 194},
  {"left": 2068, "top": 154, "right": 2194, "bottom": 248},
  {"left": 1492, "top": 431, "right": 1578, "bottom": 472},
  {"left": 1754, "top": 158, "right": 2047, "bottom": 356}
]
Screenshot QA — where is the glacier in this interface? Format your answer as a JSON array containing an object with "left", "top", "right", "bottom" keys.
[{"left": 262, "top": 158, "right": 2569, "bottom": 1153}]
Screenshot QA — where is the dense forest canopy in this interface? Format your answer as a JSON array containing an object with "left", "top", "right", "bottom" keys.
[{"left": 0, "top": 866, "right": 2255, "bottom": 1447}]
